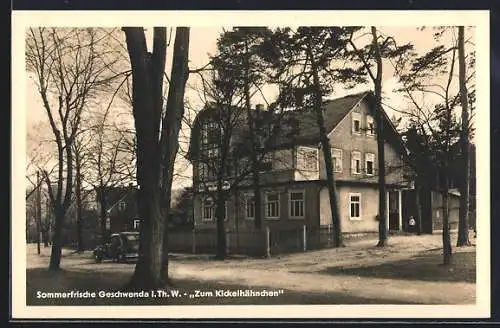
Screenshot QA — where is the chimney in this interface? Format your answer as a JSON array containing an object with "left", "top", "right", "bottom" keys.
[{"left": 255, "top": 104, "right": 265, "bottom": 112}]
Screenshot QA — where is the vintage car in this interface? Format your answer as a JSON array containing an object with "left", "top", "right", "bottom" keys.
[{"left": 93, "top": 231, "right": 140, "bottom": 263}]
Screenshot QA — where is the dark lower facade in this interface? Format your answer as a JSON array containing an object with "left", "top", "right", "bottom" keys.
[
  {"left": 188, "top": 179, "right": 421, "bottom": 255},
  {"left": 402, "top": 188, "right": 462, "bottom": 234}
]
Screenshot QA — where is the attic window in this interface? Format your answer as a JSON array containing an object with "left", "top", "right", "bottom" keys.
[{"left": 352, "top": 112, "right": 361, "bottom": 134}]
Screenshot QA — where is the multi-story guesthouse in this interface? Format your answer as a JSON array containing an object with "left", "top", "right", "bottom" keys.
[{"left": 187, "top": 91, "right": 422, "bottom": 240}]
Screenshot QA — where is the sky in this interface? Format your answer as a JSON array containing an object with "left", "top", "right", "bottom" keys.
[{"left": 25, "top": 26, "right": 476, "bottom": 189}]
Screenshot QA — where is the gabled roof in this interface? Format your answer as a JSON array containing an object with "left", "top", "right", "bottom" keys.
[
  {"left": 187, "top": 90, "right": 409, "bottom": 160},
  {"left": 289, "top": 92, "right": 369, "bottom": 142}
]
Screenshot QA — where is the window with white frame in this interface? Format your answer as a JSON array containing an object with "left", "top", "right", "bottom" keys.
[
  {"left": 133, "top": 219, "right": 141, "bottom": 230},
  {"left": 289, "top": 190, "right": 305, "bottom": 218},
  {"left": 202, "top": 197, "right": 214, "bottom": 221},
  {"left": 265, "top": 192, "right": 280, "bottom": 219},
  {"left": 202, "top": 197, "right": 227, "bottom": 222},
  {"left": 365, "top": 153, "right": 375, "bottom": 176},
  {"left": 331, "top": 148, "right": 342, "bottom": 173},
  {"left": 296, "top": 147, "right": 318, "bottom": 171},
  {"left": 349, "top": 193, "right": 361, "bottom": 220},
  {"left": 352, "top": 112, "right": 361, "bottom": 134},
  {"left": 366, "top": 115, "right": 375, "bottom": 136},
  {"left": 245, "top": 193, "right": 255, "bottom": 220},
  {"left": 351, "top": 151, "right": 362, "bottom": 175}
]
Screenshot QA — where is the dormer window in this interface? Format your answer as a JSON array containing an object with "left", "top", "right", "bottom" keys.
[
  {"left": 366, "top": 115, "right": 375, "bottom": 136},
  {"left": 352, "top": 112, "right": 361, "bottom": 134},
  {"left": 296, "top": 147, "right": 318, "bottom": 172}
]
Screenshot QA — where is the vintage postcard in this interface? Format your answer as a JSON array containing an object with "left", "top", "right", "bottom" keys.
[{"left": 11, "top": 10, "right": 490, "bottom": 320}]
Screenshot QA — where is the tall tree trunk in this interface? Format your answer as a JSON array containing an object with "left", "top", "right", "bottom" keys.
[
  {"left": 457, "top": 26, "right": 471, "bottom": 247},
  {"left": 442, "top": 173, "right": 452, "bottom": 265},
  {"left": 161, "top": 184, "right": 172, "bottom": 282},
  {"left": 45, "top": 198, "right": 52, "bottom": 246},
  {"left": 372, "top": 26, "right": 388, "bottom": 247},
  {"left": 75, "top": 155, "right": 84, "bottom": 252},
  {"left": 415, "top": 180, "right": 422, "bottom": 235},
  {"left": 234, "top": 186, "right": 240, "bottom": 250},
  {"left": 36, "top": 171, "right": 42, "bottom": 255},
  {"left": 49, "top": 207, "right": 64, "bottom": 270},
  {"left": 123, "top": 27, "right": 168, "bottom": 290},
  {"left": 99, "top": 188, "right": 108, "bottom": 243},
  {"left": 129, "top": 180, "right": 164, "bottom": 289},
  {"left": 160, "top": 27, "right": 190, "bottom": 281},
  {"left": 306, "top": 38, "right": 343, "bottom": 247},
  {"left": 42, "top": 219, "right": 49, "bottom": 247},
  {"left": 242, "top": 39, "right": 264, "bottom": 232},
  {"left": 215, "top": 189, "right": 227, "bottom": 259}
]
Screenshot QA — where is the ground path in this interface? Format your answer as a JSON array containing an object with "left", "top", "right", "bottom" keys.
[{"left": 25, "top": 232, "right": 476, "bottom": 305}]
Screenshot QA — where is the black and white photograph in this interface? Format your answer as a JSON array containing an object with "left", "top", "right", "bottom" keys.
[{"left": 11, "top": 10, "right": 490, "bottom": 319}]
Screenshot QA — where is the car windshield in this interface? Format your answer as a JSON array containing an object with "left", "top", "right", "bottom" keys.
[{"left": 123, "top": 234, "right": 139, "bottom": 246}]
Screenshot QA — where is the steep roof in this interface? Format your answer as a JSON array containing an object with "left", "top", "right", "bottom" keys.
[
  {"left": 274, "top": 91, "right": 369, "bottom": 145},
  {"left": 187, "top": 90, "right": 408, "bottom": 160}
]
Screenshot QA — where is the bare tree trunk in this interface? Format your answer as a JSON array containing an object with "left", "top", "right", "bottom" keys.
[
  {"left": 123, "top": 27, "right": 170, "bottom": 290},
  {"left": 442, "top": 177, "right": 452, "bottom": 265},
  {"left": 42, "top": 219, "right": 49, "bottom": 247},
  {"left": 99, "top": 188, "right": 108, "bottom": 243},
  {"left": 457, "top": 25, "right": 471, "bottom": 247},
  {"left": 49, "top": 207, "right": 64, "bottom": 270},
  {"left": 36, "top": 171, "right": 41, "bottom": 255},
  {"left": 130, "top": 180, "right": 165, "bottom": 289},
  {"left": 306, "top": 38, "right": 343, "bottom": 247},
  {"left": 215, "top": 190, "right": 227, "bottom": 259},
  {"left": 44, "top": 198, "right": 52, "bottom": 246},
  {"left": 415, "top": 180, "right": 422, "bottom": 235},
  {"left": 75, "top": 157, "right": 84, "bottom": 252},
  {"left": 234, "top": 186, "right": 240, "bottom": 250},
  {"left": 160, "top": 27, "right": 190, "bottom": 281},
  {"left": 242, "top": 39, "right": 264, "bottom": 232},
  {"left": 372, "top": 27, "right": 388, "bottom": 247}
]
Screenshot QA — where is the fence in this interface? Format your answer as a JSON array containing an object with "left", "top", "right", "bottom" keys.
[
  {"left": 168, "top": 225, "right": 337, "bottom": 257},
  {"left": 168, "top": 228, "right": 267, "bottom": 256},
  {"left": 58, "top": 225, "right": 372, "bottom": 256}
]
